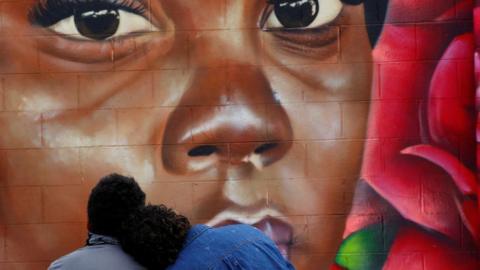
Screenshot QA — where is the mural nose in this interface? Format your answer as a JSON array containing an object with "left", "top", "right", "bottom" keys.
[{"left": 161, "top": 66, "right": 293, "bottom": 174}]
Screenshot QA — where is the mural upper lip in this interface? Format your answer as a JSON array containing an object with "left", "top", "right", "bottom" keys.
[{"left": 210, "top": 216, "right": 294, "bottom": 259}]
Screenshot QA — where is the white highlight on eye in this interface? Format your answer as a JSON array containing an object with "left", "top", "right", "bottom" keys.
[
  {"left": 264, "top": 0, "right": 343, "bottom": 29},
  {"left": 49, "top": 10, "right": 157, "bottom": 40},
  {"left": 280, "top": 0, "right": 317, "bottom": 16}
]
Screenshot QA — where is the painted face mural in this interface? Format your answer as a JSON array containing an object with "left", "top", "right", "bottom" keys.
[{"left": 0, "top": 0, "right": 479, "bottom": 269}]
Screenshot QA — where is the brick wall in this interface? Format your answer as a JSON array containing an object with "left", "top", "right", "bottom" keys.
[{"left": 0, "top": 1, "right": 478, "bottom": 269}]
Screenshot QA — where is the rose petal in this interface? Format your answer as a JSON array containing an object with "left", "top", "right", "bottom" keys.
[{"left": 402, "top": 144, "right": 477, "bottom": 195}]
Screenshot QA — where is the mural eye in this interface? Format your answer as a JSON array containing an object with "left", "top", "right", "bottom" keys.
[
  {"left": 274, "top": 0, "right": 319, "bottom": 28},
  {"left": 29, "top": 0, "right": 156, "bottom": 41},
  {"left": 262, "top": 0, "right": 342, "bottom": 30},
  {"left": 73, "top": 9, "right": 120, "bottom": 40},
  {"left": 51, "top": 9, "right": 154, "bottom": 40}
]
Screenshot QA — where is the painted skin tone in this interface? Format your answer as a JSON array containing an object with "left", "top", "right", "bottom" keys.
[{"left": 0, "top": 1, "right": 372, "bottom": 269}]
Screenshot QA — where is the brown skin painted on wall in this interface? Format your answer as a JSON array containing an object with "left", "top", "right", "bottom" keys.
[{"left": 0, "top": 1, "right": 372, "bottom": 269}]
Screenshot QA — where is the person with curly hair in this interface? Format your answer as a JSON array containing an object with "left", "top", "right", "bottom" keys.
[
  {"left": 48, "top": 173, "right": 147, "bottom": 270},
  {"left": 120, "top": 204, "right": 192, "bottom": 269},
  {"left": 121, "top": 204, "right": 295, "bottom": 270}
]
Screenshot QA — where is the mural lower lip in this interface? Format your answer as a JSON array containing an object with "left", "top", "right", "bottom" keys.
[{"left": 212, "top": 217, "right": 293, "bottom": 259}]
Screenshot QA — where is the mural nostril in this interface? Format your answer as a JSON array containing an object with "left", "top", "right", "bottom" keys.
[
  {"left": 188, "top": 145, "right": 218, "bottom": 157},
  {"left": 254, "top": 143, "right": 279, "bottom": 154}
]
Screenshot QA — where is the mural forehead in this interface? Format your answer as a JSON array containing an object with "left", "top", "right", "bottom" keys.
[{"left": 0, "top": 0, "right": 478, "bottom": 269}]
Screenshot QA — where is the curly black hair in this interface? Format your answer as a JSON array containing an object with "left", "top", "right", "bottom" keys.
[
  {"left": 119, "top": 204, "right": 192, "bottom": 270},
  {"left": 87, "top": 173, "right": 146, "bottom": 238}
]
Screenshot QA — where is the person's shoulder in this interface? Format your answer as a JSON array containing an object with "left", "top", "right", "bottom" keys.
[
  {"left": 48, "top": 259, "right": 62, "bottom": 270},
  {"left": 214, "top": 224, "right": 262, "bottom": 233},
  {"left": 172, "top": 224, "right": 294, "bottom": 270},
  {"left": 215, "top": 224, "right": 267, "bottom": 238},
  {"left": 48, "top": 245, "right": 146, "bottom": 270},
  {"left": 47, "top": 247, "right": 88, "bottom": 270},
  {"left": 227, "top": 223, "right": 258, "bottom": 230}
]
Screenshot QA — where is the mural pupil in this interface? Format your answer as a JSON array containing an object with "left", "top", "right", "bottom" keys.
[
  {"left": 74, "top": 9, "right": 120, "bottom": 40},
  {"left": 274, "top": 0, "right": 319, "bottom": 28}
]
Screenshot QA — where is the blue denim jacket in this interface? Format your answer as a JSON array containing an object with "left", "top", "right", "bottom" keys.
[{"left": 168, "top": 224, "right": 296, "bottom": 270}]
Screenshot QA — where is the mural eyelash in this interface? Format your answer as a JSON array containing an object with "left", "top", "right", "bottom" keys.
[
  {"left": 258, "top": 4, "right": 274, "bottom": 30},
  {"left": 266, "top": 0, "right": 365, "bottom": 5},
  {"left": 260, "top": 0, "right": 343, "bottom": 32},
  {"left": 29, "top": 0, "right": 147, "bottom": 27}
]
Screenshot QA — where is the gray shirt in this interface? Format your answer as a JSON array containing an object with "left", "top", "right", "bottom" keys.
[{"left": 48, "top": 233, "right": 145, "bottom": 270}]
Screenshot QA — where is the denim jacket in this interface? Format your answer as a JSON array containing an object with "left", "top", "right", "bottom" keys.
[{"left": 168, "top": 224, "right": 296, "bottom": 270}]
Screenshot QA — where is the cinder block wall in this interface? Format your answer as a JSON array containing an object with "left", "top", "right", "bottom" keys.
[{"left": 0, "top": 1, "right": 478, "bottom": 269}]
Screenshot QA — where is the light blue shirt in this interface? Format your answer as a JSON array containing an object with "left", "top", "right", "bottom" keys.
[{"left": 48, "top": 233, "right": 145, "bottom": 270}]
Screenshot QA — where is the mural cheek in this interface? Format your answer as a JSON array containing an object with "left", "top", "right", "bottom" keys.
[
  {"left": 0, "top": 148, "right": 82, "bottom": 187},
  {"left": 35, "top": 30, "right": 176, "bottom": 72},
  {"left": 0, "top": 113, "right": 42, "bottom": 149},
  {"left": 0, "top": 36, "right": 39, "bottom": 74},
  {"left": 261, "top": 26, "right": 340, "bottom": 66},
  {"left": 80, "top": 146, "right": 156, "bottom": 186},
  {"left": 3, "top": 74, "right": 78, "bottom": 112},
  {"left": 264, "top": 62, "right": 372, "bottom": 106},
  {"left": 37, "top": 69, "right": 178, "bottom": 152},
  {"left": 267, "top": 178, "right": 348, "bottom": 268}
]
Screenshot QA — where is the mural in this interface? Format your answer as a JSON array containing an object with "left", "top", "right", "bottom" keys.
[{"left": 0, "top": 0, "right": 478, "bottom": 269}]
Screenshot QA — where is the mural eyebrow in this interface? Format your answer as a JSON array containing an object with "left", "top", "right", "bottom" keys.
[{"left": 28, "top": 0, "right": 148, "bottom": 27}]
